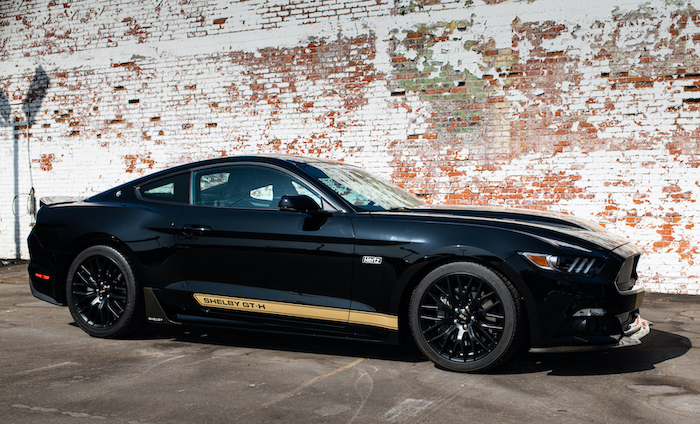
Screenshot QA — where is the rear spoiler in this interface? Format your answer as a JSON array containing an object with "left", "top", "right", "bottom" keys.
[{"left": 40, "top": 197, "right": 84, "bottom": 207}]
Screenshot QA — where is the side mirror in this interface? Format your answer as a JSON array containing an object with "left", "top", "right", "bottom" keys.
[{"left": 278, "top": 195, "right": 322, "bottom": 213}]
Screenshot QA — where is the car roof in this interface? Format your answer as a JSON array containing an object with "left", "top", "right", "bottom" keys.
[
  {"left": 87, "top": 154, "right": 344, "bottom": 202},
  {"left": 133, "top": 154, "right": 334, "bottom": 181}
]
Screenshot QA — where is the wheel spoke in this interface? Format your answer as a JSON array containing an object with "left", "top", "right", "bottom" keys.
[
  {"left": 468, "top": 325, "right": 492, "bottom": 353},
  {"left": 457, "top": 337, "right": 469, "bottom": 362},
  {"left": 427, "top": 326, "right": 448, "bottom": 344},
  {"left": 87, "top": 301, "right": 100, "bottom": 324},
  {"left": 480, "top": 299, "right": 501, "bottom": 313},
  {"left": 478, "top": 322, "right": 504, "bottom": 331},
  {"left": 106, "top": 300, "right": 123, "bottom": 320},
  {"left": 476, "top": 288, "right": 496, "bottom": 304},
  {"left": 429, "top": 324, "right": 456, "bottom": 344},
  {"left": 473, "top": 279, "right": 483, "bottom": 301},
  {"left": 456, "top": 275, "right": 468, "bottom": 306},
  {"left": 426, "top": 290, "right": 445, "bottom": 307},
  {"left": 447, "top": 275, "right": 462, "bottom": 307},
  {"left": 438, "top": 327, "right": 456, "bottom": 354},
  {"left": 422, "top": 320, "right": 449, "bottom": 334},
  {"left": 90, "top": 256, "right": 102, "bottom": 279},
  {"left": 449, "top": 335, "right": 464, "bottom": 361},
  {"left": 72, "top": 287, "right": 94, "bottom": 296},
  {"left": 473, "top": 323, "right": 498, "bottom": 345},
  {"left": 98, "top": 301, "right": 108, "bottom": 324},
  {"left": 419, "top": 315, "right": 444, "bottom": 322},
  {"left": 77, "top": 267, "right": 97, "bottom": 288},
  {"left": 446, "top": 275, "right": 454, "bottom": 305}
]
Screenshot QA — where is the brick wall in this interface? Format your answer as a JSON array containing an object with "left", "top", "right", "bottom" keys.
[{"left": 1, "top": 0, "right": 699, "bottom": 293}]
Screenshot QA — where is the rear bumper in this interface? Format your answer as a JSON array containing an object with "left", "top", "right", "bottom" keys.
[{"left": 27, "top": 229, "right": 66, "bottom": 305}]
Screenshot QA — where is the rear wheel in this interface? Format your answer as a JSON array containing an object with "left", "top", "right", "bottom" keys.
[
  {"left": 65, "top": 245, "right": 145, "bottom": 338},
  {"left": 409, "top": 262, "right": 523, "bottom": 372}
]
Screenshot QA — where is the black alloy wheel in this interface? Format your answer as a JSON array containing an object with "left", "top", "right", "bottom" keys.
[
  {"left": 409, "top": 262, "right": 523, "bottom": 372},
  {"left": 66, "top": 245, "right": 145, "bottom": 338}
]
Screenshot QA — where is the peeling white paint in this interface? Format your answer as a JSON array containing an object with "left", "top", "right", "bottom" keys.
[
  {"left": 1, "top": 0, "right": 699, "bottom": 293},
  {"left": 448, "top": 146, "right": 700, "bottom": 294}
]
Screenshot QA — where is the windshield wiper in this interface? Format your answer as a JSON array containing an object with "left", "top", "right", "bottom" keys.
[{"left": 387, "top": 207, "right": 413, "bottom": 212}]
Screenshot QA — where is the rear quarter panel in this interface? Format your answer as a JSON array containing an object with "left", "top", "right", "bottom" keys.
[{"left": 29, "top": 200, "right": 187, "bottom": 304}]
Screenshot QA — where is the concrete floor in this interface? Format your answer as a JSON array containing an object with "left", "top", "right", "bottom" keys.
[{"left": 1, "top": 263, "right": 699, "bottom": 423}]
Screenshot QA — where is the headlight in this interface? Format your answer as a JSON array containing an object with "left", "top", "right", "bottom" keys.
[{"left": 519, "top": 252, "right": 601, "bottom": 276}]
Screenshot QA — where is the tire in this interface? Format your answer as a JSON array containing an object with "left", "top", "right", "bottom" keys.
[
  {"left": 408, "top": 262, "right": 523, "bottom": 373},
  {"left": 65, "top": 245, "right": 146, "bottom": 338}
]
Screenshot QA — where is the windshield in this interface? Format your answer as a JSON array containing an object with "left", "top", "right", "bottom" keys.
[{"left": 298, "top": 162, "right": 425, "bottom": 212}]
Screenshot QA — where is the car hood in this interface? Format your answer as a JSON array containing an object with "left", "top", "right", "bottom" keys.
[{"left": 374, "top": 205, "right": 636, "bottom": 255}]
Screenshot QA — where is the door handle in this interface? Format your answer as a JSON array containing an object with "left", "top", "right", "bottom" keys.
[{"left": 180, "top": 224, "right": 212, "bottom": 236}]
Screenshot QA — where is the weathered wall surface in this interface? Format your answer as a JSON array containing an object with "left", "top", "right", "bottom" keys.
[{"left": 1, "top": 0, "right": 699, "bottom": 293}]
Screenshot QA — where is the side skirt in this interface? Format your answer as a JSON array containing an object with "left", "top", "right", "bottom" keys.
[{"left": 144, "top": 287, "right": 181, "bottom": 325}]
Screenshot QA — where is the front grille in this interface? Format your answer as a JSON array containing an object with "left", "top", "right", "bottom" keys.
[{"left": 614, "top": 255, "right": 640, "bottom": 292}]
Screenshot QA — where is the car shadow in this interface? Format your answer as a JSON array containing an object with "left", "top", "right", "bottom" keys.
[
  {"left": 495, "top": 328, "right": 691, "bottom": 376},
  {"left": 132, "top": 323, "right": 429, "bottom": 364},
  {"left": 124, "top": 324, "right": 690, "bottom": 375}
]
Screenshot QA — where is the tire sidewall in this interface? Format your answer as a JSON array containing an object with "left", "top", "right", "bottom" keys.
[
  {"left": 65, "top": 245, "right": 140, "bottom": 338},
  {"left": 409, "top": 262, "right": 519, "bottom": 373}
]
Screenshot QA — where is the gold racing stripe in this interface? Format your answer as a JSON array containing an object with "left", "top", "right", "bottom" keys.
[
  {"left": 348, "top": 310, "right": 398, "bottom": 331},
  {"left": 193, "top": 293, "right": 398, "bottom": 331}
]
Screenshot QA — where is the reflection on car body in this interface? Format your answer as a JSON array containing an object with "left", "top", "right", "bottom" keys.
[{"left": 28, "top": 155, "right": 648, "bottom": 372}]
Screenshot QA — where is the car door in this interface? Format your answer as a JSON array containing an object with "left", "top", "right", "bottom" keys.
[{"left": 173, "top": 162, "right": 356, "bottom": 326}]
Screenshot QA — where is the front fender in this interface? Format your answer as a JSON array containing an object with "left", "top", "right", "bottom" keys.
[{"left": 390, "top": 246, "right": 542, "bottom": 348}]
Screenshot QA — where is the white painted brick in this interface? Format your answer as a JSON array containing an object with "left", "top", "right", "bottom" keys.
[{"left": 1, "top": 0, "right": 699, "bottom": 294}]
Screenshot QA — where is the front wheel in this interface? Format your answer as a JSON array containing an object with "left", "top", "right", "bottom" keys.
[
  {"left": 65, "top": 245, "right": 146, "bottom": 338},
  {"left": 408, "top": 262, "right": 524, "bottom": 372}
]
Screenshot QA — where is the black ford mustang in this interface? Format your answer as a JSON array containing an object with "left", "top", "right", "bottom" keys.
[{"left": 28, "top": 155, "right": 648, "bottom": 372}]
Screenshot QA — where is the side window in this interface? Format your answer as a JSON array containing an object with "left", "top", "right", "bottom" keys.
[
  {"left": 292, "top": 182, "right": 322, "bottom": 207},
  {"left": 193, "top": 165, "right": 322, "bottom": 209},
  {"left": 140, "top": 173, "right": 189, "bottom": 203},
  {"left": 199, "top": 172, "right": 229, "bottom": 192}
]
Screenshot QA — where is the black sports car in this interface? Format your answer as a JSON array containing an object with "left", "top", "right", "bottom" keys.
[{"left": 28, "top": 155, "right": 649, "bottom": 372}]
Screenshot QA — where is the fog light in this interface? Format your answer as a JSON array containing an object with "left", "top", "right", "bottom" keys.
[{"left": 573, "top": 308, "right": 605, "bottom": 317}]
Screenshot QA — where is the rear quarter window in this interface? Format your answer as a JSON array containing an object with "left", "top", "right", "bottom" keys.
[{"left": 139, "top": 173, "right": 190, "bottom": 203}]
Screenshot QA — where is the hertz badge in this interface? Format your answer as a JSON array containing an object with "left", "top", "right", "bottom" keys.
[{"left": 361, "top": 256, "right": 383, "bottom": 265}]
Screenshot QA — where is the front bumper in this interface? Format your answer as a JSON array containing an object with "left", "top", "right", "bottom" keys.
[
  {"left": 530, "top": 314, "right": 651, "bottom": 353},
  {"left": 616, "top": 314, "right": 651, "bottom": 347}
]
